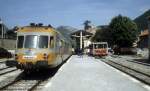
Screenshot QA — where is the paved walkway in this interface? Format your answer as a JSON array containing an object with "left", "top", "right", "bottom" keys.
[{"left": 43, "top": 55, "right": 150, "bottom": 91}]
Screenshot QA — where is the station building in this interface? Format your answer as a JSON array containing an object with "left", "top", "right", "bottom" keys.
[
  {"left": 138, "top": 29, "right": 149, "bottom": 48},
  {"left": 70, "top": 25, "right": 110, "bottom": 54},
  {"left": 71, "top": 30, "right": 93, "bottom": 53},
  {"left": 138, "top": 16, "right": 150, "bottom": 60}
]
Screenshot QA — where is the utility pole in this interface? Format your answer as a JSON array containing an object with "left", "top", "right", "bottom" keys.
[
  {"left": 0, "top": 18, "right": 3, "bottom": 39},
  {"left": 148, "top": 16, "right": 150, "bottom": 60}
]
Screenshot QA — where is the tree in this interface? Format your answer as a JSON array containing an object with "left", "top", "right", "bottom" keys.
[
  {"left": 6, "top": 26, "right": 18, "bottom": 39},
  {"left": 91, "top": 27, "right": 113, "bottom": 46},
  {"left": 83, "top": 20, "right": 91, "bottom": 30},
  {"left": 109, "top": 15, "right": 138, "bottom": 47}
]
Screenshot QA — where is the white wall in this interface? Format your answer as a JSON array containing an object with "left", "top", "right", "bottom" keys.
[{"left": 0, "top": 39, "right": 16, "bottom": 50}]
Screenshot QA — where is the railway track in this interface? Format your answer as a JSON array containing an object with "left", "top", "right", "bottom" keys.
[
  {"left": 0, "top": 71, "right": 49, "bottom": 91},
  {"left": 0, "top": 61, "right": 19, "bottom": 76},
  {"left": 0, "top": 67, "right": 60, "bottom": 91},
  {"left": 101, "top": 59, "right": 150, "bottom": 85},
  {"left": 0, "top": 56, "right": 68, "bottom": 91},
  {"left": 0, "top": 62, "right": 7, "bottom": 68},
  {"left": 0, "top": 67, "right": 18, "bottom": 76},
  {"left": 126, "top": 59, "right": 150, "bottom": 66},
  {"left": 109, "top": 56, "right": 150, "bottom": 75},
  {"left": 0, "top": 79, "right": 43, "bottom": 91},
  {"left": 0, "top": 61, "right": 6, "bottom": 64},
  {"left": 32, "top": 80, "right": 50, "bottom": 91},
  {"left": 0, "top": 66, "right": 12, "bottom": 71},
  {"left": 111, "top": 55, "right": 150, "bottom": 66}
]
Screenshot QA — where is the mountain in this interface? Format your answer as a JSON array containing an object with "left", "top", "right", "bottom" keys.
[
  {"left": 56, "top": 26, "right": 77, "bottom": 40},
  {"left": 134, "top": 9, "right": 150, "bottom": 31}
]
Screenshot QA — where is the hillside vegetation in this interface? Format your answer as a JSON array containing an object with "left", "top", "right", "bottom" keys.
[{"left": 134, "top": 9, "right": 150, "bottom": 31}]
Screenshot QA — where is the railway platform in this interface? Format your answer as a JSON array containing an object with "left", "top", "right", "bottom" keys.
[{"left": 43, "top": 55, "right": 150, "bottom": 91}]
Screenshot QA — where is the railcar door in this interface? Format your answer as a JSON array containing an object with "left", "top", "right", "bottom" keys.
[{"left": 55, "top": 35, "right": 63, "bottom": 65}]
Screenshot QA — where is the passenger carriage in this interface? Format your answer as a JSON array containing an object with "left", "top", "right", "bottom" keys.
[{"left": 90, "top": 42, "right": 108, "bottom": 56}]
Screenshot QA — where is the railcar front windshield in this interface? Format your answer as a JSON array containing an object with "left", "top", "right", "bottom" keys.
[
  {"left": 94, "top": 44, "right": 107, "bottom": 49},
  {"left": 24, "top": 35, "right": 38, "bottom": 48},
  {"left": 17, "top": 35, "right": 49, "bottom": 48}
]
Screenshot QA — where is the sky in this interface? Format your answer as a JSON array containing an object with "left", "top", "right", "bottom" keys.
[{"left": 0, "top": 0, "right": 150, "bottom": 29}]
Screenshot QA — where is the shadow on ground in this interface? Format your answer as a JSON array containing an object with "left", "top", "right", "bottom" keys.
[
  {"left": 13, "top": 67, "right": 59, "bottom": 81},
  {"left": 133, "top": 58, "right": 150, "bottom": 64},
  {"left": 14, "top": 57, "right": 70, "bottom": 81}
]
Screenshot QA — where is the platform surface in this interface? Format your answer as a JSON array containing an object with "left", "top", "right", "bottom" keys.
[{"left": 43, "top": 55, "right": 150, "bottom": 91}]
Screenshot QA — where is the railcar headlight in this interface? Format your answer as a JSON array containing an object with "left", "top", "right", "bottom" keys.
[
  {"left": 43, "top": 53, "right": 48, "bottom": 60},
  {"left": 15, "top": 54, "right": 18, "bottom": 59}
]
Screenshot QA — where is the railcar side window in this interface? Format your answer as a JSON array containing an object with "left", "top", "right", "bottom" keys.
[
  {"left": 50, "top": 36, "right": 54, "bottom": 48},
  {"left": 38, "top": 36, "right": 48, "bottom": 48},
  {"left": 17, "top": 36, "right": 24, "bottom": 48},
  {"left": 59, "top": 40, "right": 63, "bottom": 47}
]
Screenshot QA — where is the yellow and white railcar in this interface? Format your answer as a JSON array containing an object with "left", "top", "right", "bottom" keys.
[{"left": 6, "top": 24, "right": 72, "bottom": 70}]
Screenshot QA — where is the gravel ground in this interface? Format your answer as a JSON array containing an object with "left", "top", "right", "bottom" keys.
[
  {"left": 0, "top": 70, "right": 22, "bottom": 89},
  {"left": 2, "top": 80, "right": 38, "bottom": 91},
  {"left": 0, "top": 59, "right": 7, "bottom": 63},
  {"left": 0, "top": 58, "right": 15, "bottom": 63},
  {"left": 0, "top": 63, "right": 7, "bottom": 69}
]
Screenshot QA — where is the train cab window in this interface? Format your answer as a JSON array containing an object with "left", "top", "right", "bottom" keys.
[
  {"left": 103, "top": 44, "right": 107, "bottom": 48},
  {"left": 50, "top": 36, "right": 54, "bottom": 48},
  {"left": 94, "top": 44, "right": 107, "bottom": 49},
  {"left": 98, "top": 45, "right": 103, "bottom": 48},
  {"left": 95, "top": 45, "right": 103, "bottom": 48},
  {"left": 17, "top": 36, "right": 24, "bottom": 48},
  {"left": 38, "top": 36, "right": 48, "bottom": 48},
  {"left": 25, "top": 35, "right": 38, "bottom": 48}
]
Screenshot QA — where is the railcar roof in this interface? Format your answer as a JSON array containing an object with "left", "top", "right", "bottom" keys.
[
  {"left": 17, "top": 26, "right": 56, "bottom": 33},
  {"left": 17, "top": 26, "right": 71, "bottom": 44}
]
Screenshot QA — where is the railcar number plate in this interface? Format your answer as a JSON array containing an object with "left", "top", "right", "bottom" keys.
[{"left": 23, "top": 56, "right": 37, "bottom": 59}]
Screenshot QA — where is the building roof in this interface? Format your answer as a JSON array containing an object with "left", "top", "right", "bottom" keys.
[
  {"left": 139, "top": 29, "right": 149, "bottom": 37},
  {"left": 71, "top": 30, "right": 93, "bottom": 38}
]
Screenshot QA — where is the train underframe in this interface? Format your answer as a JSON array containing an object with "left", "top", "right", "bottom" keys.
[
  {"left": 6, "top": 54, "right": 71, "bottom": 71},
  {"left": 6, "top": 60, "right": 54, "bottom": 70}
]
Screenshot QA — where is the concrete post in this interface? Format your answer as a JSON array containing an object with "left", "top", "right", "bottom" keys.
[
  {"left": 0, "top": 19, "right": 3, "bottom": 39},
  {"left": 80, "top": 30, "right": 83, "bottom": 50},
  {"left": 2, "top": 24, "right": 3, "bottom": 38},
  {"left": 148, "top": 16, "right": 150, "bottom": 60}
]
